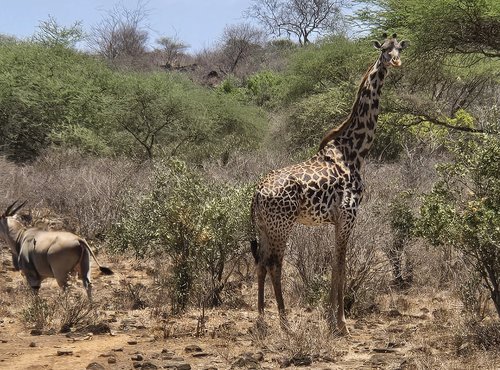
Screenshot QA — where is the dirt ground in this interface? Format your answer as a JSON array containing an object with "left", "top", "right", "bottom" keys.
[{"left": 0, "top": 248, "right": 499, "bottom": 370}]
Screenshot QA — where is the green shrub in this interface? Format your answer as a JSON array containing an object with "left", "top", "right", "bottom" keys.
[
  {"left": 109, "top": 159, "right": 253, "bottom": 311},
  {"left": 417, "top": 130, "right": 500, "bottom": 317},
  {"left": 0, "top": 42, "right": 267, "bottom": 163},
  {"left": 0, "top": 43, "right": 112, "bottom": 161},
  {"left": 282, "top": 36, "right": 370, "bottom": 102},
  {"left": 244, "top": 70, "right": 285, "bottom": 108},
  {"left": 286, "top": 87, "right": 351, "bottom": 150}
]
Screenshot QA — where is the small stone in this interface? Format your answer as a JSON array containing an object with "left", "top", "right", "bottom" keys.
[
  {"left": 164, "top": 363, "right": 191, "bottom": 370},
  {"left": 29, "top": 342, "right": 36, "bottom": 347},
  {"left": 107, "top": 357, "right": 117, "bottom": 364},
  {"left": 131, "top": 353, "right": 144, "bottom": 361},
  {"left": 128, "top": 340, "right": 138, "bottom": 345},
  {"left": 99, "top": 352, "right": 114, "bottom": 358},
  {"left": 372, "top": 348, "right": 398, "bottom": 353},
  {"left": 113, "top": 347, "right": 124, "bottom": 352},
  {"left": 30, "top": 329, "right": 42, "bottom": 336},
  {"left": 291, "top": 354, "right": 312, "bottom": 366},
  {"left": 57, "top": 350, "right": 73, "bottom": 356},
  {"left": 86, "top": 363, "right": 105, "bottom": 370},
  {"left": 132, "top": 362, "right": 142, "bottom": 368},
  {"left": 0, "top": 339, "right": 8, "bottom": 344},
  {"left": 387, "top": 309, "right": 402, "bottom": 317},
  {"left": 192, "top": 352, "right": 209, "bottom": 358},
  {"left": 142, "top": 362, "right": 158, "bottom": 370},
  {"left": 185, "top": 345, "right": 202, "bottom": 353}
]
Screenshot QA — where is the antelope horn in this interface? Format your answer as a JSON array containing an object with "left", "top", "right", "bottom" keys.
[
  {"left": 10, "top": 200, "right": 27, "bottom": 216},
  {"left": 3, "top": 200, "right": 18, "bottom": 217},
  {"left": 4, "top": 200, "right": 27, "bottom": 217}
]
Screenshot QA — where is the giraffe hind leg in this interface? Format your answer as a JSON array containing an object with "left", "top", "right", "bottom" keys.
[
  {"left": 269, "top": 260, "right": 289, "bottom": 330},
  {"left": 257, "top": 263, "right": 267, "bottom": 314}
]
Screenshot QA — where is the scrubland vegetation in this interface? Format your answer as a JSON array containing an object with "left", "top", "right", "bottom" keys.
[{"left": 0, "top": 0, "right": 499, "bottom": 368}]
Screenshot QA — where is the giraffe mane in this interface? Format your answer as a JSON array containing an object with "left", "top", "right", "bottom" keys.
[{"left": 318, "top": 60, "right": 376, "bottom": 151}]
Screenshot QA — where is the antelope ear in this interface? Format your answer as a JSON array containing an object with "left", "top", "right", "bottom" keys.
[
  {"left": 400, "top": 40, "right": 409, "bottom": 49},
  {"left": 373, "top": 40, "right": 382, "bottom": 49},
  {"left": 382, "top": 32, "right": 388, "bottom": 38}
]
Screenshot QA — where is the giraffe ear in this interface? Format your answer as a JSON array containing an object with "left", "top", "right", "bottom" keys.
[
  {"left": 400, "top": 40, "right": 409, "bottom": 49},
  {"left": 372, "top": 40, "right": 382, "bottom": 49}
]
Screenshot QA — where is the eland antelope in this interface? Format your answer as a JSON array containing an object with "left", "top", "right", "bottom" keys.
[{"left": 0, "top": 201, "right": 113, "bottom": 298}]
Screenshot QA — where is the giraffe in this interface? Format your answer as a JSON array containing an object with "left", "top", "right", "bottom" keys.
[{"left": 250, "top": 33, "right": 408, "bottom": 335}]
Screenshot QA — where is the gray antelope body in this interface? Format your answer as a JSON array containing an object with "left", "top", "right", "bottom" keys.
[{"left": 0, "top": 201, "right": 113, "bottom": 297}]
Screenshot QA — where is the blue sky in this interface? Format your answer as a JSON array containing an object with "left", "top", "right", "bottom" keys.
[{"left": 0, "top": 0, "right": 254, "bottom": 52}]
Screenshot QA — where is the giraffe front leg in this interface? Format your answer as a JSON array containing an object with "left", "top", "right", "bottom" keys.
[{"left": 329, "top": 219, "right": 351, "bottom": 336}]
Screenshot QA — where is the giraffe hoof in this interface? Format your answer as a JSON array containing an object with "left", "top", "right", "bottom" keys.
[{"left": 250, "top": 315, "right": 269, "bottom": 338}]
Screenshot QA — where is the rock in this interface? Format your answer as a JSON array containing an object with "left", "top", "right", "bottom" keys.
[
  {"left": 86, "top": 363, "right": 105, "bottom": 370},
  {"left": 87, "top": 323, "right": 111, "bottom": 334},
  {"left": 0, "top": 339, "right": 8, "bottom": 343},
  {"left": 192, "top": 352, "right": 209, "bottom": 358},
  {"left": 372, "top": 348, "right": 398, "bottom": 353},
  {"left": 164, "top": 363, "right": 191, "bottom": 370},
  {"left": 57, "top": 350, "right": 74, "bottom": 356},
  {"left": 142, "top": 362, "right": 158, "bottom": 369},
  {"left": 184, "top": 345, "right": 202, "bottom": 353},
  {"left": 291, "top": 354, "right": 312, "bottom": 366},
  {"left": 128, "top": 340, "right": 138, "bottom": 345},
  {"left": 387, "top": 309, "right": 402, "bottom": 317},
  {"left": 30, "top": 329, "right": 43, "bottom": 336},
  {"left": 231, "top": 353, "right": 260, "bottom": 369},
  {"left": 131, "top": 353, "right": 144, "bottom": 361},
  {"left": 133, "top": 362, "right": 142, "bottom": 368},
  {"left": 113, "top": 347, "right": 124, "bottom": 352},
  {"left": 99, "top": 352, "right": 115, "bottom": 358},
  {"left": 108, "top": 357, "right": 117, "bottom": 364},
  {"left": 29, "top": 342, "right": 37, "bottom": 347}
]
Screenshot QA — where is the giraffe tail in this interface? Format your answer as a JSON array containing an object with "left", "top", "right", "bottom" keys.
[{"left": 250, "top": 239, "right": 259, "bottom": 264}]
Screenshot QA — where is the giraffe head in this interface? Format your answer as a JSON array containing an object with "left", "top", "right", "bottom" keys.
[{"left": 373, "top": 33, "right": 408, "bottom": 68}]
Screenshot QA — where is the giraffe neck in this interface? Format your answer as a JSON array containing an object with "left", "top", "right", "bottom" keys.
[{"left": 319, "top": 57, "right": 387, "bottom": 169}]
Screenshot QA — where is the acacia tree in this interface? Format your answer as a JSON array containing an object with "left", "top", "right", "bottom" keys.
[
  {"left": 156, "top": 36, "right": 189, "bottom": 67},
  {"left": 32, "top": 16, "right": 85, "bottom": 48},
  {"left": 355, "top": 0, "right": 500, "bottom": 58},
  {"left": 246, "top": 0, "right": 345, "bottom": 45}
]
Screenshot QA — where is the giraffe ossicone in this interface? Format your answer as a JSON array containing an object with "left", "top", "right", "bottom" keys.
[{"left": 250, "top": 34, "right": 408, "bottom": 335}]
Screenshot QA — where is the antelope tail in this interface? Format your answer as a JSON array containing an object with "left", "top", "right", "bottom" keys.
[{"left": 80, "top": 239, "right": 114, "bottom": 275}]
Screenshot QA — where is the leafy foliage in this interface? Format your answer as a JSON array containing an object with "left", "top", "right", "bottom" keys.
[
  {"left": 416, "top": 130, "right": 500, "bottom": 316},
  {"left": 0, "top": 43, "right": 112, "bottom": 161},
  {"left": 356, "top": 0, "right": 500, "bottom": 58},
  {"left": 0, "top": 42, "right": 266, "bottom": 162},
  {"left": 109, "top": 159, "right": 253, "bottom": 311}
]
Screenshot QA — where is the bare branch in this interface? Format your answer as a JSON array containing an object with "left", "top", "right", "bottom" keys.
[{"left": 246, "top": 0, "right": 344, "bottom": 45}]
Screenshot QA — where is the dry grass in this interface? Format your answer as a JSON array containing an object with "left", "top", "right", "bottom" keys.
[{"left": 0, "top": 151, "right": 149, "bottom": 238}]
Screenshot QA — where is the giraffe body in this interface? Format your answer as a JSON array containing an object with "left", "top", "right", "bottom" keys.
[{"left": 251, "top": 34, "right": 407, "bottom": 334}]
